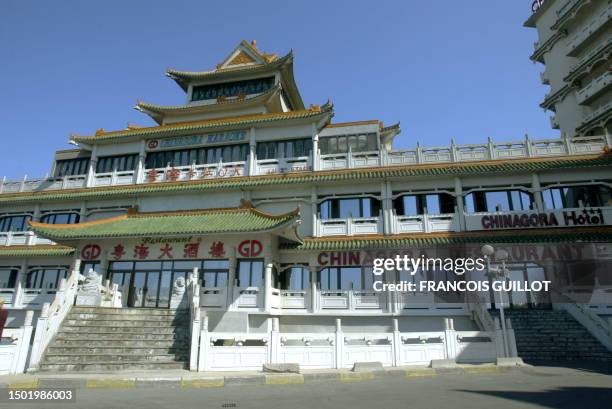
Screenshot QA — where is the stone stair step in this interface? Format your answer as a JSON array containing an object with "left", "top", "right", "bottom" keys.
[
  {"left": 42, "top": 353, "right": 188, "bottom": 364},
  {"left": 38, "top": 361, "right": 188, "bottom": 372},
  {"left": 68, "top": 313, "right": 189, "bottom": 322},
  {"left": 46, "top": 346, "right": 189, "bottom": 355},
  {"left": 71, "top": 307, "right": 184, "bottom": 316},
  {"left": 51, "top": 338, "right": 185, "bottom": 347},
  {"left": 62, "top": 319, "right": 186, "bottom": 327},
  {"left": 59, "top": 326, "right": 186, "bottom": 334}
]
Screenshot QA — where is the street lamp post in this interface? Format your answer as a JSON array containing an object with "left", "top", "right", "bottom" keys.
[{"left": 481, "top": 245, "right": 510, "bottom": 357}]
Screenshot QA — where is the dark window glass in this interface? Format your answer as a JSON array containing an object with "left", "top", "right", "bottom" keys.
[
  {"left": 0, "top": 268, "right": 18, "bottom": 289},
  {"left": 192, "top": 77, "right": 275, "bottom": 101},
  {"left": 318, "top": 197, "right": 381, "bottom": 219},
  {"left": 96, "top": 154, "right": 138, "bottom": 173},
  {"left": 237, "top": 259, "right": 264, "bottom": 287},
  {"left": 145, "top": 144, "right": 248, "bottom": 168},
  {"left": 319, "top": 133, "right": 378, "bottom": 155},
  {"left": 40, "top": 212, "right": 80, "bottom": 225},
  {"left": 26, "top": 268, "right": 68, "bottom": 289},
  {"left": 280, "top": 266, "right": 310, "bottom": 290},
  {"left": 464, "top": 190, "right": 534, "bottom": 213},
  {"left": 54, "top": 158, "right": 90, "bottom": 177},
  {"left": 256, "top": 138, "right": 312, "bottom": 160},
  {"left": 394, "top": 194, "right": 456, "bottom": 216},
  {"left": 542, "top": 185, "right": 612, "bottom": 209},
  {"left": 318, "top": 267, "right": 375, "bottom": 290},
  {"left": 0, "top": 215, "right": 32, "bottom": 232}
]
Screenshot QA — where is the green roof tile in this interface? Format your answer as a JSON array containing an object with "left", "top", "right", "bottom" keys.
[
  {"left": 282, "top": 229, "right": 612, "bottom": 251},
  {"left": 0, "top": 245, "right": 74, "bottom": 257},
  {"left": 30, "top": 207, "right": 299, "bottom": 240}
]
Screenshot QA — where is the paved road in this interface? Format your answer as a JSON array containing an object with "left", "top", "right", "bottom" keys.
[{"left": 5, "top": 365, "right": 612, "bottom": 409}]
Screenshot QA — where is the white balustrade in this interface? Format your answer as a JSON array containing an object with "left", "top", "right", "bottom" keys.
[
  {"left": 280, "top": 290, "right": 309, "bottom": 309},
  {"left": 28, "top": 268, "right": 80, "bottom": 369},
  {"left": 393, "top": 213, "right": 458, "bottom": 234},
  {"left": 200, "top": 287, "right": 227, "bottom": 308},
  {"left": 0, "top": 231, "right": 55, "bottom": 247},
  {"left": 0, "top": 135, "right": 607, "bottom": 195},
  {"left": 195, "top": 317, "right": 504, "bottom": 371},
  {"left": 188, "top": 268, "right": 201, "bottom": 371},
  {"left": 256, "top": 156, "right": 311, "bottom": 175},
  {"left": 317, "top": 216, "right": 381, "bottom": 237},
  {"left": 0, "top": 311, "right": 34, "bottom": 375},
  {"left": 233, "top": 286, "right": 262, "bottom": 309}
]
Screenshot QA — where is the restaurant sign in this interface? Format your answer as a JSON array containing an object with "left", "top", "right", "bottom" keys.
[
  {"left": 146, "top": 130, "right": 247, "bottom": 151},
  {"left": 465, "top": 208, "right": 609, "bottom": 231}
]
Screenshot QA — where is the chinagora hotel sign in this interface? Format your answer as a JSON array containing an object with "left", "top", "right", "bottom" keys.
[{"left": 468, "top": 208, "right": 608, "bottom": 230}]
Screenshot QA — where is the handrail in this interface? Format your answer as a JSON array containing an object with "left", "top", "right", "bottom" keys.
[
  {"left": 28, "top": 268, "right": 80, "bottom": 369},
  {"left": 188, "top": 267, "right": 201, "bottom": 371}
]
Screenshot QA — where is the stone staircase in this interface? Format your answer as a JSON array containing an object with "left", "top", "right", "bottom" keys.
[
  {"left": 38, "top": 306, "right": 190, "bottom": 372},
  {"left": 500, "top": 309, "right": 612, "bottom": 362}
]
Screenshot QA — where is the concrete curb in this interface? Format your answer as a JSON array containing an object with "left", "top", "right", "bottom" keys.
[{"left": 0, "top": 365, "right": 520, "bottom": 390}]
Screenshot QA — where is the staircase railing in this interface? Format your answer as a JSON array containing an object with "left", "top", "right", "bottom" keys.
[
  {"left": 552, "top": 289, "right": 612, "bottom": 353},
  {"left": 187, "top": 267, "right": 201, "bottom": 371},
  {"left": 28, "top": 268, "right": 80, "bottom": 370},
  {"left": 466, "top": 291, "right": 496, "bottom": 332}
]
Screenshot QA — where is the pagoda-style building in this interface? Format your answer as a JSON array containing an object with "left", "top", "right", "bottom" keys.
[{"left": 0, "top": 40, "right": 611, "bottom": 374}]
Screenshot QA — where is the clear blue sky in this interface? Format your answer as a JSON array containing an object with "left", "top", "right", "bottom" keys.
[{"left": 0, "top": 0, "right": 554, "bottom": 179}]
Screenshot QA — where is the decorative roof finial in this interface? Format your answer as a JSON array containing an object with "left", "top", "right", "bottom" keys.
[
  {"left": 95, "top": 128, "right": 105, "bottom": 136},
  {"left": 251, "top": 40, "right": 257, "bottom": 48}
]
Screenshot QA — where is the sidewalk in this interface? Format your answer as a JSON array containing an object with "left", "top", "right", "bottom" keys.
[{"left": 0, "top": 363, "right": 522, "bottom": 389}]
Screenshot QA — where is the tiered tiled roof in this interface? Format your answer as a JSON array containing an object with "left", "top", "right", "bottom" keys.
[
  {"left": 281, "top": 227, "right": 612, "bottom": 250},
  {"left": 30, "top": 206, "right": 301, "bottom": 240},
  {"left": 72, "top": 104, "right": 332, "bottom": 144}
]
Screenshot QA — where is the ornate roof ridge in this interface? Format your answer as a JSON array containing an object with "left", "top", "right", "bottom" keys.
[
  {"left": 166, "top": 51, "right": 292, "bottom": 81},
  {"left": 72, "top": 104, "right": 332, "bottom": 143}
]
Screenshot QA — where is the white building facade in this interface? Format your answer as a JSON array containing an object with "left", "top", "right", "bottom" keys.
[
  {"left": 527, "top": 0, "right": 612, "bottom": 137},
  {"left": 1, "top": 40, "right": 612, "bottom": 373}
]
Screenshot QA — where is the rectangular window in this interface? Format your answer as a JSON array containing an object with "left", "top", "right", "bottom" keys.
[
  {"left": 53, "top": 158, "right": 90, "bottom": 177},
  {"left": 236, "top": 259, "right": 264, "bottom": 287},
  {"left": 319, "top": 197, "right": 381, "bottom": 219},
  {"left": 318, "top": 267, "right": 374, "bottom": 290},
  {"left": 394, "top": 193, "right": 456, "bottom": 216},
  {"left": 319, "top": 133, "right": 378, "bottom": 155},
  {"left": 0, "top": 214, "right": 32, "bottom": 232},
  {"left": 0, "top": 268, "right": 18, "bottom": 289},
  {"left": 145, "top": 144, "right": 248, "bottom": 168},
  {"left": 192, "top": 76, "right": 275, "bottom": 101},
  {"left": 465, "top": 190, "right": 533, "bottom": 213},
  {"left": 40, "top": 212, "right": 80, "bottom": 225},
  {"left": 281, "top": 266, "right": 310, "bottom": 290},
  {"left": 26, "top": 268, "right": 68, "bottom": 289},
  {"left": 256, "top": 138, "right": 312, "bottom": 160},
  {"left": 96, "top": 154, "right": 138, "bottom": 173}
]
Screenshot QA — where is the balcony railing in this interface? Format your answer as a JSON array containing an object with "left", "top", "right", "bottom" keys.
[
  {"left": 392, "top": 213, "right": 460, "bottom": 234},
  {"left": 0, "top": 231, "right": 55, "bottom": 246},
  {"left": 0, "top": 135, "right": 607, "bottom": 195},
  {"left": 577, "top": 72, "right": 612, "bottom": 105},
  {"left": 566, "top": 4, "right": 612, "bottom": 56},
  {"left": 316, "top": 215, "right": 382, "bottom": 237}
]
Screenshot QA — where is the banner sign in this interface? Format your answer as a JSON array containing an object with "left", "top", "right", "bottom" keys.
[
  {"left": 146, "top": 130, "right": 247, "bottom": 151},
  {"left": 465, "top": 208, "right": 609, "bottom": 231}
]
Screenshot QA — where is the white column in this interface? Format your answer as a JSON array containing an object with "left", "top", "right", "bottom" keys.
[
  {"left": 532, "top": 173, "right": 544, "bottom": 211},
  {"left": 454, "top": 177, "right": 466, "bottom": 232},
  {"left": 263, "top": 253, "right": 273, "bottom": 312},
  {"left": 310, "top": 264, "right": 318, "bottom": 313},
  {"left": 381, "top": 182, "right": 393, "bottom": 235},
  {"left": 85, "top": 146, "right": 98, "bottom": 187},
  {"left": 247, "top": 127, "right": 256, "bottom": 176},
  {"left": 14, "top": 259, "right": 28, "bottom": 308},
  {"left": 311, "top": 123, "right": 320, "bottom": 171},
  {"left": 311, "top": 187, "right": 318, "bottom": 237},
  {"left": 226, "top": 250, "right": 237, "bottom": 310},
  {"left": 334, "top": 318, "right": 343, "bottom": 369},
  {"left": 392, "top": 318, "right": 401, "bottom": 367}
]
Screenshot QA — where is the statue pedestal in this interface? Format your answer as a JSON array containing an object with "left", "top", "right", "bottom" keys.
[
  {"left": 76, "top": 293, "right": 102, "bottom": 306},
  {"left": 170, "top": 293, "right": 187, "bottom": 309}
]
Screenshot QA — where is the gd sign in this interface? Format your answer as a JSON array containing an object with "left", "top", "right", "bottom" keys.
[{"left": 238, "top": 240, "right": 263, "bottom": 257}]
